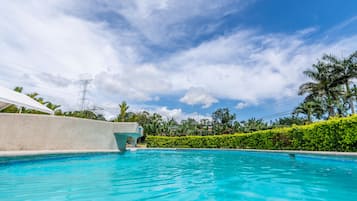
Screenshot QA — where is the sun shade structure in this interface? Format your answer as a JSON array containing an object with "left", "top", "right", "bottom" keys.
[{"left": 0, "top": 86, "right": 54, "bottom": 115}]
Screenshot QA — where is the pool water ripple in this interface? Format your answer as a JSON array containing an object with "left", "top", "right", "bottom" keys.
[{"left": 1, "top": 150, "right": 357, "bottom": 201}]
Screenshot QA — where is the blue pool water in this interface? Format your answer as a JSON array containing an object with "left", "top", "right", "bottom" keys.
[{"left": 0, "top": 150, "right": 357, "bottom": 201}]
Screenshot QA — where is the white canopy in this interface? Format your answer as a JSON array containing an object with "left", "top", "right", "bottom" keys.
[{"left": 0, "top": 86, "right": 54, "bottom": 114}]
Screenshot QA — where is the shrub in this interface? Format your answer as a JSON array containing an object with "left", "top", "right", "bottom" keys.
[{"left": 146, "top": 115, "right": 357, "bottom": 151}]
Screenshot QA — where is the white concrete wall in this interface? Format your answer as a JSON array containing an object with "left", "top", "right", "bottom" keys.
[{"left": 0, "top": 113, "right": 142, "bottom": 151}]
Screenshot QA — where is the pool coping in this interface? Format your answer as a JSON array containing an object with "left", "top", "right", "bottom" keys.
[
  {"left": 143, "top": 148, "right": 357, "bottom": 157},
  {"left": 1, "top": 148, "right": 357, "bottom": 157},
  {"left": 0, "top": 150, "right": 120, "bottom": 157}
]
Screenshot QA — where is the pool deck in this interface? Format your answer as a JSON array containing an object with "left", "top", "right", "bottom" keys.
[{"left": 1, "top": 148, "right": 357, "bottom": 157}]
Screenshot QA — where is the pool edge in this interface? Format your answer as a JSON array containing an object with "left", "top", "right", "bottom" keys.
[
  {"left": 0, "top": 149, "right": 120, "bottom": 157},
  {"left": 142, "top": 148, "right": 357, "bottom": 157},
  {"left": 1, "top": 148, "right": 356, "bottom": 157}
]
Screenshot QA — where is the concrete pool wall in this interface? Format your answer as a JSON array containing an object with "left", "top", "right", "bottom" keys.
[{"left": 0, "top": 113, "right": 143, "bottom": 151}]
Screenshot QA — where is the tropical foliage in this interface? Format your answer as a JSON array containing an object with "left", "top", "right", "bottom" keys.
[
  {"left": 110, "top": 108, "right": 303, "bottom": 139},
  {"left": 115, "top": 101, "right": 129, "bottom": 122},
  {"left": 147, "top": 115, "right": 357, "bottom": 151},
  {"left": 295, "top": 51, "right": 357, "bottom": 121}
]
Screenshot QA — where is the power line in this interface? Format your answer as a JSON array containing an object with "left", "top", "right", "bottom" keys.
[
  {"left": 89, "top": 105, "right": 104, "bottom": 113},
  {"left": 259, "top": 110, "right": 293, "bottom": 120}
]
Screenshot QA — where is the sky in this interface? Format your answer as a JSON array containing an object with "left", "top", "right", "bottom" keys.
[{"left": 0, "top": 0, "right": 356, "bottom": 121}]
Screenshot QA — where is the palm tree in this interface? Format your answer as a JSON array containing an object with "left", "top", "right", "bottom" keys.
[
  {"left": 166, "top": 118, "right": 178, "bottom": 136},
  {"left": 199, "top": 119, "right": 212, "bottom": 135},
  {"left": 26, "top": 92, "right": 39, "bottom": 99},
  {"left": 14, "top": 86, "right": 23, "bottom": 93},
  {"left": 45, "top": 102, "right": 61, "bottom": 111},
  {"left": 353, "top": 84, "right": 357, "bottom": 104},
  {"left": 146, "top": 113, "right": 163, "bottom": 135},
  {"left": 241, "top": 118, "right": 267, "bottom": 132},
  {"left": 323, "top": 51, "right": 357, "bottom": 114},
  {"left": 298, "top": 60, "right": 342, "bottom": 117},
  {"left": 118, "top": 101, "right": 129, "bottom": 122},
  {"left": 293, "top": 99, "right": 324, "bottom": 122},
  {"left": 64, "top": 110, "right": 98, "bottom": 119}
]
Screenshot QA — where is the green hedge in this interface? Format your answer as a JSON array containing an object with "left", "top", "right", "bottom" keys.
[{"left": 146, "top": 115, "right": 357, "bottom": 151}]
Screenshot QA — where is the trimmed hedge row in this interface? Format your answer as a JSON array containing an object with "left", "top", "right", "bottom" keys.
[{"left": 146, "top": 115, "right": 357, "bottom": 151}]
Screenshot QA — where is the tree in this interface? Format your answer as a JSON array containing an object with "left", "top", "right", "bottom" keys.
[
  {"left": 179, "top": 118, "right": 199, "bottom": 135},
  {"left": 26, "top": 92, "right": 39, "bottom": 99},
  {"left": 240, "top": 118, "right": 267, "bottom": 132},
  {"left": 14, "top": 86, "right": 23, "bottom": 93},
  {"left": 117, "top": 101, "right": 129, "bottom": 122},
  {"left": 212, "top": 108, "right": 236, "bottom": 125},
  {"left": 212, "top": 108, "right": 236, "bottom": 134},
  {"left": 293, "top": 99, "right": 324, "bottom": 122},
  {"left": 298, "top": 59, "right": 343, "bottom": 117},
  {"left": 162, "top": 118, "right": 178, "bottom": 136},
  {"left": 271, "top": 116, "right": 305, "bottom": 127},
  {"left": 232, "top": 121, "right": 242, "bottom": 133},
  {"left": 45, "top": 102, "right": 61, "bottom": 111},
  {"left": 323, "top": 51, "right": 357, "bottom": 114},
  {"left": 64, "top": 110, "right": 98, "bottom": 120},
  {"left": 125, "top": 112, "right": 137, "bottom": 122},
  {"left": 352, "top": 84, "right": 357, "bottom": 104},
  {"left": 146, "top": 113, "right": 164, "bottom": 135},
  {"left": 199, "top": 118, "right": 212, "bottom": 135}
]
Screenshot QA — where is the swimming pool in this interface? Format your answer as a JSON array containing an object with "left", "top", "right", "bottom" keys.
[{"left": 1, "top": 149, "right": 356, "bottom": 201}]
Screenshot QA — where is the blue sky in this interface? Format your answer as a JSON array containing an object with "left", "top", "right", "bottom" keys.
[{"left": 0, "top": 0, "right": 356, "bottom": 121}]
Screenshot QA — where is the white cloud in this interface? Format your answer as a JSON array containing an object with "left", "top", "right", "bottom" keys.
[
  {"left": 0, "top": 0, "right": 356, "bottom": 119},
  {"left": 37, "top": 73, "right": 72, "bottom": 87},
  {"left": 94, "top": 64, "right": 172, "bottom": 102},
  {"left": 154, "top": 107, "right": 183, "bottom": 120},
  {"left": 166, "top": 31, "right": 357, "bottom": 104},
  {"left": 102, "top": 0, "right": 249, "bottom": 46},
  {"left": 180, "top": 87, "right": 218, "bottom": 108},
  {"left": 102, "top": 103, "right": 211, "bottom": 122},
  {"left": 235, "top": 102, "right": 249, "bottom": 110},
  {"left": 96, "top": 102, "right": 211, "bottom": 122},
  {"left": 152, "top": 106, "right": 211, "bottom": 122},
  {"left": 0, "top": 0, "right": 137, "bottom": 109}
]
